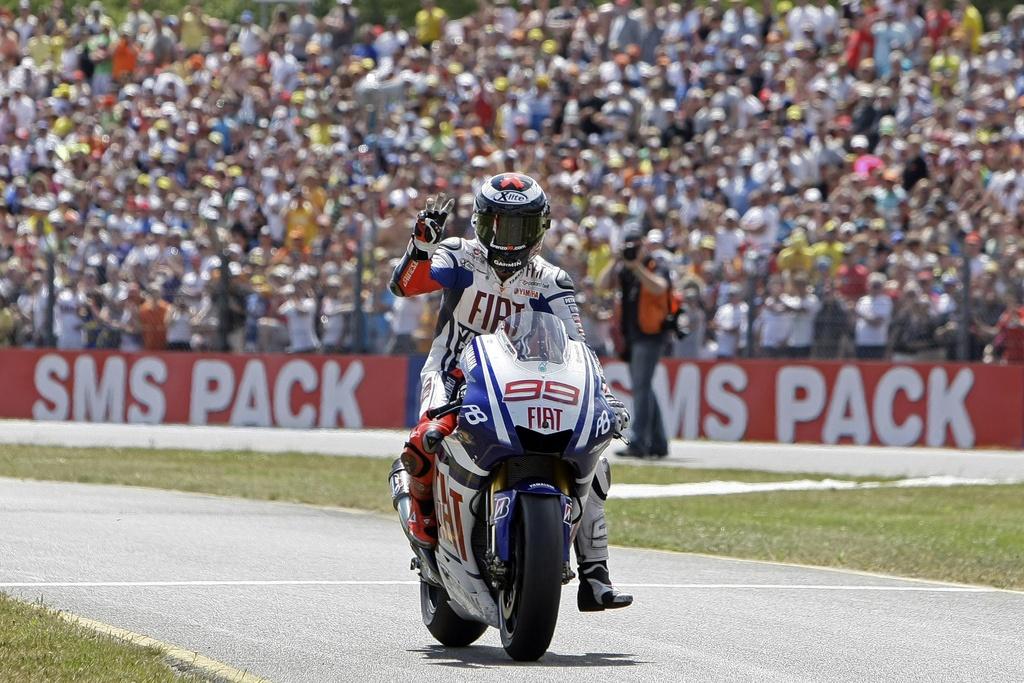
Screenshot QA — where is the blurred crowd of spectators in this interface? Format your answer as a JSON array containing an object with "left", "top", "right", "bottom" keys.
[{"left": 1, "top": 0, "right": 1024, "bottom": 363}]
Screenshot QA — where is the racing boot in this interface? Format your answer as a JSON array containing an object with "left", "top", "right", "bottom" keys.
[
  {"left": 575, "top": 455, "right": 633, "bottom": 612},
  {"left": 399, "top": 412, "right": 457, "bottom": 548}
]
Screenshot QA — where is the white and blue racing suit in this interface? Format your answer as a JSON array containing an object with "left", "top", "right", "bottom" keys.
[{"left": 390, "top": 235, "right": 615, "bottom": 571}]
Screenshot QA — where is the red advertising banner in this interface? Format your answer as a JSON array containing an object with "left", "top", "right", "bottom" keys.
[
  {"left": 602, "top": 359, "right": 1024, "bottom": 449},
  {"left": 0, "top": 349, "right": 410, "bottom": 429},
  {"left": 0, "top": 349, "right": 1020, "bottom": 448}
]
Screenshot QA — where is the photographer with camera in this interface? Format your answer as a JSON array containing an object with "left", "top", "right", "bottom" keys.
[{"left": 601, "top": 230, "right": 672, "bottom": 459}]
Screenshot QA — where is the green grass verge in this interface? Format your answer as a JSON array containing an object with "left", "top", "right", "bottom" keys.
[
  {"left": 0, "top": 594, "right": 186, "bottom": 682},
  {"left": 1, "top": 445, "right": 1022, "bottom": 590},
  {"left": 610, "top": 487, "right": 1024, "bottom": 590},
  {"left": 0, "top": 445, "right": 398, "bottom": 512}
]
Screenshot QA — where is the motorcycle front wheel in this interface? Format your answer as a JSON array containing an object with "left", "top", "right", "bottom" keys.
[
  {"left": 420, "top": 580, "right": 487, "bottom": 647},
  {"left": 498, "top": 494, "right": 564, "bottom": 661}
]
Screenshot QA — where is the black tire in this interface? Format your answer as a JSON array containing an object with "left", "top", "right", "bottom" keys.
[
  {"left": 499, "top": 495, "right": 564, "bottom": 661},
  {"left": 420, "top": 580, "right": 487, "bottom": 647}
]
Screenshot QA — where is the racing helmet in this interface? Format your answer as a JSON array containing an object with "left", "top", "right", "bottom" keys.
[{"left": 472, "top": 173, "right": 550, "bottom": 278}]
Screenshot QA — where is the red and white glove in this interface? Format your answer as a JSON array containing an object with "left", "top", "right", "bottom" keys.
[{"left": 412, "top": 194, "right": 455, "bottom": 253}]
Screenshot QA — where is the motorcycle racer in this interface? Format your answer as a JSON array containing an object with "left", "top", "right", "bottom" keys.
[{"left": 390, "top": 172, "right": 632, "bottom": 612}]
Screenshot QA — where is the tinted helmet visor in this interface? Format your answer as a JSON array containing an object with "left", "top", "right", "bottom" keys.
[
  {"left": 474, "top": 212, "right": 549, "bottom": 250},
  {"left": 474, "top": 212, "right": 549, "bottom": 273}
]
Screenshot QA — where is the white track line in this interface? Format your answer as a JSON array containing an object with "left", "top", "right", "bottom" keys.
[
  {"left": 614, "top": 584, "right": 999, "bottom": 592},
  {"left": 0, "top": 580, "right": 1002, "bottom": 593},
  {"left": 609, "top": 476, "right": 1023, "bottom": 499},
  {"left": 0, "top": 580, "right": 419, "bottom": 587}
]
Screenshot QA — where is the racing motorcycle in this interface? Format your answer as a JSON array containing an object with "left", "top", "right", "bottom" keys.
[{"left": 389, "top": 311, "right": 616, "bottom": 661}]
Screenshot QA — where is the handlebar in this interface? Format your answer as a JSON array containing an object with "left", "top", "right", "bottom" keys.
[{"left": 425, "top": 399, "right": 463, "bottom": 420}]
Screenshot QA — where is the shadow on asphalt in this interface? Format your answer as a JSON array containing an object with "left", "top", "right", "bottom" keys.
[{"left": 409, "top": 644, "right": 646, "bottom": 668}]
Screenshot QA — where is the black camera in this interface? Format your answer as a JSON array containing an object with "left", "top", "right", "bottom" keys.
[{"left": 622, "top": 244, "right": 638, "bottom": 261}]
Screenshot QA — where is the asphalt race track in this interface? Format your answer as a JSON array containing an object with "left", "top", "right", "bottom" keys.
[{"left": 2, "top": 478, "right": 1022, "bottom": 681}]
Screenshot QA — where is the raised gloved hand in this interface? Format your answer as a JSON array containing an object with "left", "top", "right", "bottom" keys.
[
  {"left": 604, "top": 392, "right": 630, "bottom": 438},
  {"left": 412, "top": 194, "right": 455, "bottom": 252}
]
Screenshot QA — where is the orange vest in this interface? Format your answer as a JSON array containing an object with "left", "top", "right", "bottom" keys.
[{"left": 638, "top": 282, "right": 680, "bottom": 335}]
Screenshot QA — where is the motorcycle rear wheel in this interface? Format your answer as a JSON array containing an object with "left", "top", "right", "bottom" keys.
[
  {"left": 420, "top": 580, "right": 487, "bottom": 647},
  {"left": 498, "top": 494, "right": 564, "bottom": 661}
]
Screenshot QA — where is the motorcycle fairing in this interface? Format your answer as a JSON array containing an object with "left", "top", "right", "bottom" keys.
[
  {"left": 459, "top": 334, "right": 611, "bottom": 479},
  {"left": 432, "top": 439, "right": 501, "bottom": 628}
]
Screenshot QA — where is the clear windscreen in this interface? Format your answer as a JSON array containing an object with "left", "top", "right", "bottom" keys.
[{"left": 497, "top": 311, "right": 569, "bottom": 365}]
